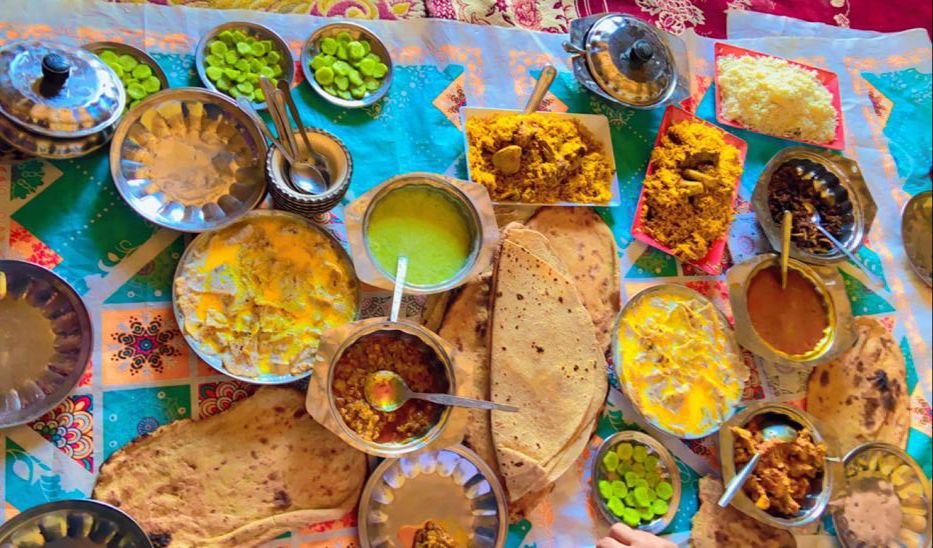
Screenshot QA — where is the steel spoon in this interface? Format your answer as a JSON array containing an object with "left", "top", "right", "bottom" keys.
[
  {"left": 235, "top": 96, "right": 298, "bottom": 164},
  {"left": 364, "top": 370, "right": 520, "bottom": 413},
  {"left": 804, "top": 203, "right": 884, "bottom": 288},
  {"left": 718, "top": 422, "right": 798, "bottom": 508},
  {"left": 275, "top": 79, "right": 331, "bottom": 177}
]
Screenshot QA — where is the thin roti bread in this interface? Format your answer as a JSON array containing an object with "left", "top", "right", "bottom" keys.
[
  {"left": 94, "top": 387, "right": 366, "bottom": 547},
  {"left": 526, "top": 207, "right": 620, "bottom": 352},
  {"left": 501, "top": 223, "right": 572, "bottom": 279},
  {"left": 691, "top": 476, "right": 796, "bottom": 548},
  {"left": 490, "top": 240, "right": 606, "bottom": 502},
  {"left": 807, "top": 317, "right": 910, "bottom": 451},
  {"left": 438, "top": 273, "right": 496, "bottom": 468}
]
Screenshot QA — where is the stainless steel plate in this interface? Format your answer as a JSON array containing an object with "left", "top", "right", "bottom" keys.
[
  {"left": 0, "top": 499, "right": 151, "bottom": 547},
  {"left": 358, "top": 445, "right": 507, "bottom": 548},
  {"left": 901, "top": 190, "right": 932, "bottom": 286},
  {"left": 0, "top": 260, "right": 92, "bottom": 429},
  {"left": 110, "top": 88, "right": 267, "bottom": 232},
  {"left": 590, "top": 431, "right": 682, "bottom": 534},
  {"left": 300, "top": 22, "right": 393, "bottom": 109}
]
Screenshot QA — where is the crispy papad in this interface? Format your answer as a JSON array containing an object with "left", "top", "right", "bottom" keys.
[
  {"left": 94, "top": 387, "right": 366, "bottom": 547},
  {"left": 691, "top": 476, "right": 796, "bottom": 548},
  {"left": 526, "top": 207, "right": 620, "bottom": 352},
  {"left": 490, "top": 239, "right": 607, "bottom": 503},
  {"left": 807, "top": 317, "right": 910, "bottom": 450}
]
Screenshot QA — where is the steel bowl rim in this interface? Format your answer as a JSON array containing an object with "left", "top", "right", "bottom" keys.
[
  {"left": 357, "top": 444, "right": 508, "bottom": 548},
  {"left": 300, "top": 21, "right": 393, "bottom": 109},
  {"left": 611, "top": 283, "right": 745, "bottom": 440},
  {"left": 265, "top": 127, "right": 353, "bottom": 204},
  {"left": 109, "top": 87, "right": 268, "bottom": 233},
  {"left": 0, "top": 498, "right": 152, "bottom": 546},
  {"left": 900, "top": 189, "right": 933, "bottom": 287},
  {"left": 82, "top": 40, "right": 171, "bottom": 91},
  {"left": 589, "top": 430, "right": 683, "bottom": 534},
  {"left": 194, "top": 21, "right": 295, "bottom": 111},
  {"left": 0, "top": 260, "right": 92, "bottom": 429},
  {"left": 171, "top": 209, "right": 361, "bottom": 385},
  {"left": 325, "top": 318, "right": 456, "bottom": 458}
]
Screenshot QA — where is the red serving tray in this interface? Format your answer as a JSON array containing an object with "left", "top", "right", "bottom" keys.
[
  {"left": 713, "top": 42, "right": 846, "bottom": 151},
  {"left": 631, "top": 105, "right": 748, "bottom": 276}
]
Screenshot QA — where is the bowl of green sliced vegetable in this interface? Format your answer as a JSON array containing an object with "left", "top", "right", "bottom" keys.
[
  {"left": 301, "top": 22, "right": 393, "bottom": 109},
  {"left": 591, "top": 430, "right": 681, "bottom": 534},
  {"left": 84, "top": 41, "right": 168, "bottom": 112},
  {"left": 195, "top": 21, "right": 294, "bottom": 110}
]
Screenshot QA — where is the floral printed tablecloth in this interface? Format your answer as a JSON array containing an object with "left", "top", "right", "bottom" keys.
[{"left": 0, "top": 2, "right": 931, "bottom": 546}]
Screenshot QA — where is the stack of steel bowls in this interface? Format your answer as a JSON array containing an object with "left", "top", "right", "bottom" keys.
[{"left": 265, "top": 128, "right": 353, "bottom": 217}]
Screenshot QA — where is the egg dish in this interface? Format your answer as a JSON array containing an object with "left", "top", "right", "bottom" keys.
[
  {"left": 617, "top": 286, "right": 748, "bottom": 438},
  {"left": 175, "top": 213, "right": 358, "bottom": 378}
]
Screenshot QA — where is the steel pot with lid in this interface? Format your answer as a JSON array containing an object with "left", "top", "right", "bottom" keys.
[
  {"left": 0, "top": 40, "right": 125, "bottom": 160},
  {"left": 563, "top": 13, "right": 689, "bottom": 109}
]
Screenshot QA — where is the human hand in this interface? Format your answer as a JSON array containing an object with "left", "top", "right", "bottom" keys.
[{"left": 595, "top": 523, "right": 676, "bottom": 548}]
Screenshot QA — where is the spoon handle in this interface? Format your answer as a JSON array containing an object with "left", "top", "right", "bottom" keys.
[
  {"left": 523, "top": 64, "right": 557, "bottom": 114},
  {"left": 236, "top": 96, "right": 296, "bottom": 164},
  {"left": 718, "top": 452, "right": 762, "bottom": 508},
  {"left": 815, "top": 225, "right": 885, "bottom": 288},
  {"left": 276, "top": 79, "right": 315, "bottom": 162},
  {"left": 410, "top": 392, "right": 520, "bottom": 413},
  {"left": 389, "top": 256, "right": 408, "bottom": 322}
]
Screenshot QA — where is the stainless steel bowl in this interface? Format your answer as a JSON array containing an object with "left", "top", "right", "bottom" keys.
[
  {"left": 0, "top": 499, "right": 151, "bottom": 547},
  {"left": 195, "top": 21, "right": 294, "bottom": 111},
  {"left": 752, "top": 147, "right": 877, "bottom": 265},
  {"left": 172, "top": 209, "right": 361, "bottom": 385},
  {"left": 300, "top": 22, "right": 393, "bottom": 109},
  {"left": 266, "top": 128, "right": 352, "bottom": 216},
  {"left": 83, "top": 41, "right": 170, "bottom": 95},
  {"left": 590, "top": 430, "right": 682, "bottom": 534},
  {"left": 358, "top": 173, "right": 484, "bottom": 295},
  {"left": 719, "top": 402, "right": 841, "bottom": 529},
  {"left": 110, "top": 87, "right": 267, "bottom": 232},
  {"left": 833, "top": 442, "right": 932, "bottom": 548},
  {"left": 901, "top": 190, "right": 932, "bottom": 286},
  {"left": 612, "top": 283, "right": 745, "bottom": 439},
  {"left": 0, "top": 260, "right": 92, "bottom": 429},
  {"left": 326, "top": 318, "right": 455, "bottom": 458}
]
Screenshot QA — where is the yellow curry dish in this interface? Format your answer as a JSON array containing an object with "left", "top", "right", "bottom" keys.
[
  {"left": 618, "top": 286, "right": 748, "bottom": 438},
  {"left": 174, "top": 214, "right": 358, "bottom": 379},
  {"left": 466, "top": 113, "right": 614, "bottom": 204}
]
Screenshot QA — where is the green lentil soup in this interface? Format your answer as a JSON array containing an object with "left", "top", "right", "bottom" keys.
[{"left": 365, "top": 185, "right": 474, "bottom": 287}]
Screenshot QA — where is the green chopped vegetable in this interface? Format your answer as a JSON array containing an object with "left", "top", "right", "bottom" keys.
[
  {"left": 250, "top": 43, "right": 265, "bottom": 57},
  {"left": 645, "top": 471, "right": 661, "bottom": 487},
  {"left": 631, "top": 463, "right": 646, "bottom": 475},
  {"left": 202, "top": 30, "right": 283, "bottom": 102},
  {"left": 602, "top": 451, "right": 620, "bottom": 473},
  {"left": 348, "top": 41, "right": 365, "bottom": 60},
  {"left": 209, "top": 40, "right": 228, "bottom": 55},
  {"left": 348, "top": 69, "right": 363, "bottom": 86},
  {"left": 633, "top": 486, "right": 651, "bottom": 507},
  {"left": 259, "top": 66, "right": 275, "bottom": 79},
  {"left": 237, "top": 81, "right": 254, "bottom": 94},
  {"left": 656, "top": 481, "right": 673, "bottom": 501},
  {"left": 633, "top": 445, "right": 648, "bottom": 463},
  {"left": 361, "top": 40, "right": 371, "bottom": 55},
  {"left": 308, "top": 36, "right": 388, "bottom": 101},
  {"left": 364, "top": 77, "right": 381, "bottom": 91},
  {"left": 206, "top": 66, "right": 224, "bottom": 81},
  {"left": 232, "top": 30, "right": 247, "bottom": 43},
  {"left": 314, "top": 66, "right": 335, "bottom": 86},
  {"left": 99, "top": 50, "right": 119, "bottom": 64},
  {"left": 235, "top": 59, "right": 250, "bottom": 72},
  {"left": 96, "top": 49, "right": 163, "bottom": 111},
  {"left": 358, "top": 57, "right": 376, "bottom": 76},
  {"left": 334, "top": 75, "right": 349, "bottom": 91},
  {"left": 332, "top": 60, "right": 351, "bottom": 76},
  {"left": 650, "top": 499, "right": 669, "bottom": 516},
  {"left": 598, "top": 480, "right": 613, "bottom": 500},
  {"left": 336, "top": 31, "right": 352, "bottom": 43},
  {"left": 118, "top": 54, "right": 138, "bottom": 71},
  {"left": 254, "top": 88, "right": 265, "bottom": 102},
  {"left": 372, "top": 62, "right": 388, "bottom": 78},
  {"left": 205, "top": 54, "right": 224, "bottom": 68},
  {"left": 224, "top": 50, "right": 239, "bottom": 65},
  {"left": 265, "top": 51, "right": 281, "bottom": 65},
  {"left": 644, "top": 455, "right": 659, "bottom": 471},
  {"left": 321, "top": 37, "right": 338, "bottom": 55},
  {"left": 624, "top": 492, "right": 637, "bottom": 508},
  {"left": 616, "top": 443, "right": 634, "bottom": 461},
  {"left": 610, "top": 481, "right": 628, "bottom": 499},
  {"left": 336, "top": 43, "right": 349, "bottom": 60},
  {"left": 607, "top": 497, "right": 626, "bottom": 518},
  {"left": 218, "top": 30, "right": 236, "bottom": 44},
  {"left": 637, "top": 506, "right": 655, "bottom": 521},
  {"left": 223, "top": 68, "right": 241, "bottom": 80},
  {"left": 215, "top": 76, "right": 232, "bottom": 91},
  {"left": 126, "top": 82, "right": 146, "bottom": 100},
  {"left": 142, "top": 76, "right": 161, "bottom": 93},
  {"left": 624, "top": 471, "right": 639, "bottom": 488},
  {"left": 110, "top": 64, "right": 125, "bottom": 78},
  {"left": 338, "top": 90, "right": 351, "bottom": 100},
  {"left": 350, "top": 84, "right": 368, "bottom": 98},
  {"left": 622, "top": 508, "right": 641, "bottom": 527}
]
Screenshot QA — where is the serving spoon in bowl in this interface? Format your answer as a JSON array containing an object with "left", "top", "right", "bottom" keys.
[
  {"left": 804, "top": 202, "right": 884, "bottom": 288},
  {"left": 364, "top": 370, "right": 519, "bottom": 413},
  {"left": 717, "top": 422, "right": 797, "bottom": 508}
]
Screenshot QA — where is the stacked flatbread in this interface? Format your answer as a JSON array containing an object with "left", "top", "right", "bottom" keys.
[
  {"left": 691, "top": 476, "right": 796, "bottom": 547},
  {"left": 94, "top": 387, "right": 366, "bottom": 547},
  {"left": 438, "top": 208, "right": 616, "bottom": 519},
  {"left": 807, "top": 317, "right": 910, "bottom": 450}
]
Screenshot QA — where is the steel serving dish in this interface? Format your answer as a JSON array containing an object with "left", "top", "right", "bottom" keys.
[
  {"left": 832, "top": 442, "right": 932, "bottom": 548},
  {"left": 83, "top": 41, "right": 170, "bottom": 96},
  {"left": 0, "top": 260, "right": 92, "bottom": 429},
  {"left": 900, "top": 190, "right": 932, "bottom": 286},
  {"left": 719, "top": 402, "right": 842, "bottom": 529},
  {"left": 752, "top": 147, "right": 877, "bottom": 265},
  {"left": 358, "top": 444, "right": 508, "bottom": 548},
  {"left": 172, "top": 209, "right": 361, "bottom": 385},
  {"left": 0, "top": 40, "right": 125, "bottom": 159},
  {"left": 266, "top": 128, "right": 352, "bottom": 217},
  {"left": 346, "top": 172, "right": 497, "bottom": 295},
  {"left": 195, "top": 21, "right": 294, "bottom": 111},
  {"left": 326, "top": 318, "right": 456, "bottom": 458},
  {"left": 590, "top": 430, "right": 682, "bottom": 534},
  {"left": 300, "top": 22, "right": 393, "bottom": 109},
  {"left": 110, "top": 87, "right": 267, "bottom": 232},
  {"left": 612, "top": 283, "right": 745, "bottom": 439},
  {"left": 727, "top": 253, "right": 856, "bottom": 369},
  {"left": 0, "top": 499, "right": 151, "bottom": 547}
]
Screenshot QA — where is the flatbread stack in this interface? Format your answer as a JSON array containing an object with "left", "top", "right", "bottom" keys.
[
  {"left": 94, "top": 387, "right": 367, "bottom": 547},
  {"left": 807, "top": 317, "right": 911, "bottom": 450},
  {"left": 439, "top": 209, "right": 614, "bottom": 519},
  {"left": 691, "top": 476, "right": 797, "bottom": 547}
]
